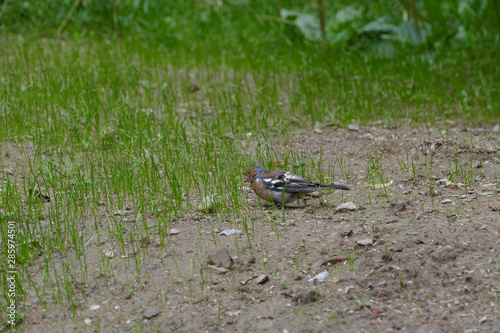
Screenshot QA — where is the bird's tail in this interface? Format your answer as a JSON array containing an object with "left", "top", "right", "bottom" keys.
[{"left": 318, "top": 184, "right": 351, "bottom": 191}]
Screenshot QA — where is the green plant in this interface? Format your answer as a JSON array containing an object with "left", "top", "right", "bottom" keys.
[
  {"left": 344, "top": 247, "right": 357, "bottom": 274},
  {"left": 399, "top": 274, "right": 405, "bottom": 299},
  {"left": 357, "top": 300, "right": 371, "bottom": 309}
]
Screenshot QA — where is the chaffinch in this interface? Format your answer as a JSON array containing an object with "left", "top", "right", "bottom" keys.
[{"left": 246, "top": 166, "right": 351, "bottom": 205}]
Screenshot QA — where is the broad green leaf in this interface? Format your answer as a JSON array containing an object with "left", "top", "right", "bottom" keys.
[
  {"left": 458, "top": 1, "right": 477, "bottom": 26},
  {"left": 335, "top": 5, "right": 362, "bottom": 25},
  {"left": 327, "top": 29, "right": 354, "bottom": 46},
  {"left": 280, "top": 9, "right": 321, "bottom": 41},
  {"left": 360, "top": 18, "right": 398, "bottom": 35}
]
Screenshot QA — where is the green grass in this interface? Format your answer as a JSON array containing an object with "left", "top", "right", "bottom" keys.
[
  {"left": 1, "top": 35, "right": 499, "bottom": 145},
  {"left": 0, "top": 23, "right": 499, "bottom": 331}
]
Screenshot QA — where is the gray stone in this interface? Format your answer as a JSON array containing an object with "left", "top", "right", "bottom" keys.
[
  {"left": 335, "top": 202, "right": 357, "bottom": 212},
  {"left": 143, "top": 307, "right": 159, "bottom": 319},
  {"left": 356, "top": 238, "right": 374, "bottom": 246},
  {"left": 431, "top": 246, "right": 456, "bottom": 263},
  {"left": 348, "top": 124, "right": 360, "bottom": 131},
  {"left": 340, "top": 226, "right": 353, "bottom": 237},
  {"left": 209, "top": 249, "right": 233, "bottom": 269},
  {"left": 219, "top": 228, "right": 242, "bottom": 236},
  {"left": 255, "top": 274, "right": 269, "bottom": 284}
]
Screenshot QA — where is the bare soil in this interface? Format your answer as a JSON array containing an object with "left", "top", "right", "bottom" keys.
[{"left": 3, "top": 125, "right": 500, "bottom": 332}]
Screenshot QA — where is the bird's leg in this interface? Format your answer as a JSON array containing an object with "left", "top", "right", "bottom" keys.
[
  {"left": 273, "top": 202, "right": 286, "bottom": 210},
  {"left": 261, "top": 202, "right": 284, "bottom": 210},
  {"left": 262, "top": 203, "right": 275, "bottom": 210}
]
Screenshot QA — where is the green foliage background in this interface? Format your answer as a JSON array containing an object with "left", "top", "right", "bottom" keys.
[
  {"left": 0, "top": 1, "right": 499, "bottom": 124},
  {"left": 2, "top": 0, "right": 499, "bottom": 62}
]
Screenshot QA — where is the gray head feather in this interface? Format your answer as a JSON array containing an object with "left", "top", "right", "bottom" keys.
[{"left": 250, "top": 165, "right": 266, "bottom": 179}]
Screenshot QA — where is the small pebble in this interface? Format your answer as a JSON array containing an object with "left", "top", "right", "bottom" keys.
[
  {"left": 357, "top": 238, "right": 374, "bottom": 246},
  {"left": 348, "top": 124, "right": 360, "bottom": 131},
  {"left": 144, "top": 307, "right": 159, "bottom": 319},
  {"left": 219, "top": 229, "right": 242, "bottom": 236},
  {"left": 335, "top": 202, "right": 357, "bottom": 212}
]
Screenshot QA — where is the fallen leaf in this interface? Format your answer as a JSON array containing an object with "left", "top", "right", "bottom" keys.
[{"left": 364, "top": 180, "right": 393, "bottom": 188}]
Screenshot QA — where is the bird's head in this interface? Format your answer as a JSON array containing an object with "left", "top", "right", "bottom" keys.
[{"left": 246, "top": 165, "right": 266, "bottom": 182}]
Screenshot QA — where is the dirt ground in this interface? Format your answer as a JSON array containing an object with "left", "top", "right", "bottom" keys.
[{"left": 4, "top": 124, "right": 500, "bottom": 332}]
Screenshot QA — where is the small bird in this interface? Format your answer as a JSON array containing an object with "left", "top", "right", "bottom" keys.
[{"left": 246, "top": 166, "right": 351, "bottom": 206}]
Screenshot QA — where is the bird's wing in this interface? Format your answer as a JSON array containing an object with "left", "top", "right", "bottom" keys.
[{"left": 257, "top": 170, "right": 319, "bottom": 193}]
